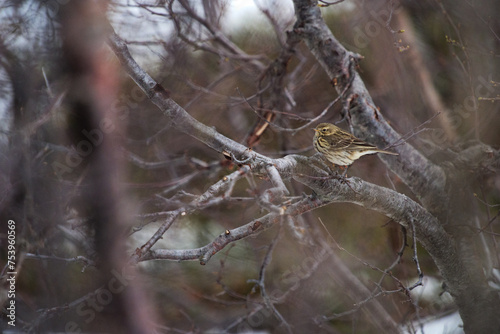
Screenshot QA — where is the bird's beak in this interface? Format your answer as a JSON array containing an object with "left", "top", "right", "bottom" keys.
[{"left": 313, "top": 128, "right": 318, "bottom": 132}]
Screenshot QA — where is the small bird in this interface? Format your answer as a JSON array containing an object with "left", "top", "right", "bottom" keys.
[{"left": 313, "top": 123, "right": 398, "bottom": 168}]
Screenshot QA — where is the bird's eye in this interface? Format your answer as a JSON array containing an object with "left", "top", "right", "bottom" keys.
[{"left": 321, "top": 128, "right": 327, "bottom": 132}]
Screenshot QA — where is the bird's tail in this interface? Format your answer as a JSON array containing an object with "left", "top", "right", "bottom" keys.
[{"left": 378, "top": 149, "right": 398, "bottom": 156}]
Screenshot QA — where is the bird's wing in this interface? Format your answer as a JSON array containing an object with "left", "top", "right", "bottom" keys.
[
  {"left": 345, "top": 137, "right": 379, "bottom": 151},
  {"left": 330, "top": 135, "right": 378, "bottom": 151},
  {"left": 327, "top": 135, "right": 353, "bottom": 150},
  {"left": 332, "top": 132, "right": 398, "bottom": 155}
]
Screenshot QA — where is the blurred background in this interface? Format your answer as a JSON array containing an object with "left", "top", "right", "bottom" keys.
[{"left": 0, "top": 0, "right": 499, "bottom": 333}]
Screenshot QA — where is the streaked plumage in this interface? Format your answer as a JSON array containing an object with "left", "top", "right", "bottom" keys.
[{"left": 313, "top": 123, "right": 398, "bottom": 166}]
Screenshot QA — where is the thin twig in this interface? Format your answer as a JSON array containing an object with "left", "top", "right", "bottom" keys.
[{"left": 249, "top": 223, "right": 292, "bottom": 333}]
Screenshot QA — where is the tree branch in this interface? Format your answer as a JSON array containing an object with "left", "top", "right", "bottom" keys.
[
  {"left": 106, "top": 21, "right": 496, "bottom": 331},
  {"left": 107, "top": 20, "right": 461, "bottom": 285},
  {"left": 290, "top": 0, "right": 448, "bottom": 216}
]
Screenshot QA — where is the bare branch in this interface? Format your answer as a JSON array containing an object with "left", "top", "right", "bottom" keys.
[
  {"left": 107, "top": 21, "right": 464, "bottom": 295},
  {"left": 251, "top": 225, "right": 293, "bottom": 333},
  {"left": 106, "top": 17, "right": 500, "bottom": 332},
  {"left": 131, "top": 166, "right": 252, "bottom": 263},
  {"left": 25, "top": 253, "right": 96, "bottom": 271},
  {"left": 169, "top": 0, "right": 267, "bottom": 71},
  {"left": 290, "top": 0, "right": 448, "bottom": 216}
]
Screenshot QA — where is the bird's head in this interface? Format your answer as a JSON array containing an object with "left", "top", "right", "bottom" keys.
[{"left": 314, "top": 123, "right": 338, "bottom": 136}]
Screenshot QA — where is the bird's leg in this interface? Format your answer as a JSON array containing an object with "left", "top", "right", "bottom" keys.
[
  {"left": 339, "top": 165, "right": 350, "bottom": 177},
  {"left": 336, "top": 167, "right": 358, "bottom": 193},
  {"left": 327, "top": 164, "right": 339, "bottom": 177},
  {"left": 311, "top": 154, "right": 349, "bottom": 182},
  {"left": 324, "top": 162, "right": 345, "bottom": 180}
]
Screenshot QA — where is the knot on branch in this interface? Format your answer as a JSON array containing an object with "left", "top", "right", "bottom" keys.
[
  {"left": 442, "top": 141, "right": 500, "bottom": 180},
  {"left": 152, "top": 83, "right": 170, "bottom": 99}
]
